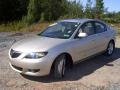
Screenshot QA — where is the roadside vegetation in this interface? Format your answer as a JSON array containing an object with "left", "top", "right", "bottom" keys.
[
  {"left": 112, "top": 24, "right": 120, "bottom": 36},
  {"left": 0, "top": 0, "right": 120, "bottom": 35},
  {"left": 0, "top": 21, "right": 50, "bottom": 32}
]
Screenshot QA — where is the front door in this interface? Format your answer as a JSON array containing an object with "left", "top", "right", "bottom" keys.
[{"left": 71, "top": 21, "right": 97, "bottom": 62}]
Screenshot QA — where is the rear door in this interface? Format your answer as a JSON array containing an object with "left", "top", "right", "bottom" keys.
[{"left": 94, "top": 21, "right": 109, "bottom": 53}]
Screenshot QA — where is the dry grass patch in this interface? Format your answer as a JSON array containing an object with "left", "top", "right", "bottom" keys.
[
  {"left": 0, "top": 22, "right": 51, "bottom": 32},
  {"left": 110, "top": 23, "right": 120, "bottom": 36},
  {"left": 21, "top": 22, "right": 50, "bottom": 32}
]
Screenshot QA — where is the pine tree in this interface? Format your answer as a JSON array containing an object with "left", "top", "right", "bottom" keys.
[
  {"left": 85, "top": 0, "right": 93, "bottom": 18},
  {"left": 64, "top": 0, "right": 83, "bottom": 19},
  {"left": 26, "top": 0, "right": 41, "bottom": 25},
  {"left": 95, "top": 0, "right": 104, "bottom": 19},
  {"left": 42, "top": 0, "right": 64, "bottom": 21}
]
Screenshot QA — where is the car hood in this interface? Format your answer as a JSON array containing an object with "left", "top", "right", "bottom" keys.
[{"left": 11, "top": 36, "right": 68, "bottom": 52}]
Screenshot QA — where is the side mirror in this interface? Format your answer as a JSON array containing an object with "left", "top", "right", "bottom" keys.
[{"left": 78, "top": 32, "right": 87, "bottom": 38}]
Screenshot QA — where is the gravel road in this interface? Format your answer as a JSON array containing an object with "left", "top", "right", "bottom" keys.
[{"left": 0, "top": 32, "right": 120, "bottom": 90}]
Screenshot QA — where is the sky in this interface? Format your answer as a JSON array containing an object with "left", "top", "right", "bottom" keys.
[
  {"left": 79, "top": 0, "right": 120, "bottom": 12},
  {"left": 104, "top": 0, "right": 120, "bottom": 12}
]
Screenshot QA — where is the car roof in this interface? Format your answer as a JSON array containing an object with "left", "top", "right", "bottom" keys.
[{"left": 59, "top": 18, "right": 104, "bottom": 23}]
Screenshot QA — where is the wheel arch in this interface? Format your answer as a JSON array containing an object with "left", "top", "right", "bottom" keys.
[
  {"left": 50, "top": 52, "right": 73, "bottom": 74},
  {"left": 109, "top": 39, "right": 115, "bottom": 46}
]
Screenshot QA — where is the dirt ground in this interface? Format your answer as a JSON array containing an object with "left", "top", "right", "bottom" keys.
[{"left": 0, "top": 32, "right": 120, "bottom": 90}]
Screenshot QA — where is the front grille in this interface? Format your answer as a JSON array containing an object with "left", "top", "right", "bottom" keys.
[
  {"left": 10, "top": 49, "right": 21, "bottom": 58},
  {"left": 12, "top": 65, "right": 22, "bottom": 71}
]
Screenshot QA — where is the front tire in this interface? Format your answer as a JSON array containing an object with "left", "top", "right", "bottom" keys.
[
  {"left": 54, "top": 54, "right": 66, "bottom": 78},
  {"left": 105, "top": 41, "right": 115, "bottom": 56}
]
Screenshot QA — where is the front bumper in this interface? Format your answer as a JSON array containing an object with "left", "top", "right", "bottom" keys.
[{"left": 9, "top": 55, "right": 53, "bottom": 76}]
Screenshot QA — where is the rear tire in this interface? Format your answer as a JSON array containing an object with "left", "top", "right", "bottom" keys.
[
  {"left": 54, "top": 54, "right": 66, "bottom": 78},
  {"left": 105, "top": 41, "right": 115, "bottom": 56}
]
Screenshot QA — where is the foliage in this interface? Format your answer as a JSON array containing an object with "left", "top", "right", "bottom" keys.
[
  {"left": 84, "top": 0, "right": 93, "bottom": 18},
  {"left": 60, "top": 1, "right": 84, "bottom": 19},
  {"left": 25, "top": 0, "right": 41, "bottom": 25},
  {"left": 41, "top": 0, "right": 65, "bottom": 21},
  {"left": 95, "top": 0, "right": 104, "bottom": 19},
  {"left": 0, "top": 21, "right": 26, "bottom": 32},
  {"left": 103, "top": 12, "right": 120, "bottom": 23},
  {"left": 0, "top": 0, "right": 120, "bottom": 26}
]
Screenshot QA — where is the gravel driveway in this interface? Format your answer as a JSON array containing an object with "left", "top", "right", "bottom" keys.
[{"left": 0, "top": 32, "right": 120, "bottom": 90}]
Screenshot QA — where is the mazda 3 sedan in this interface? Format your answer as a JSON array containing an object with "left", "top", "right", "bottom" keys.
[{"left": 9, "top": 19, "right": 116, "bottom": 78}]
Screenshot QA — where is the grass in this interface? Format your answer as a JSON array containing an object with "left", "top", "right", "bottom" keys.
[
  {"left": 0, "top": 21, "right": 26, "bottom": 32},
  {"left": 23, "top": 22, "right": 50, "bottom": 32},
  {"left": 110, "top": 23, "right": 120, "bottom": 36},
  {"left": 0, "top": 21, "right": 50, "bottom": 32}
]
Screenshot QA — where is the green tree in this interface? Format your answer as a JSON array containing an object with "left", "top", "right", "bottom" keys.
[
  {"left": 95, "top": 0, "right": 104, "bottom": 19},
  {"left": 61, "top": 0, "right": 84, "bottom": 19},
  {"left": 85, "top": 0, "right": 93, "bottom": 18},
  {"left": 41, "top": 0, "right": 65, "bottom": 21},
  {"left": 25, "top": 0, "right": 41, "bottom": 25}
]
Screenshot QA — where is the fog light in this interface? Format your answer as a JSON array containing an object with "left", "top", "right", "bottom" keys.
[{"left": 28, "top": 69, "right": 40, "bottom": 73}]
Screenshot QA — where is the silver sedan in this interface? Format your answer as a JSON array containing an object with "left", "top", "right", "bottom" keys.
[{"left": 9, "top": 19, "right": 116, "bottom": 78}]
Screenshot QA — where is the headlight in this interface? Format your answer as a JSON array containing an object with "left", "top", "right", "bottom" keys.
[{"left": 25, "top": 52, "right": 48, "bottom": 59}]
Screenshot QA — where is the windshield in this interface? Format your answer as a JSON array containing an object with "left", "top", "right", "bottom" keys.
[{"left": 38, "top": 22, "right": 80, "bottom": 39}]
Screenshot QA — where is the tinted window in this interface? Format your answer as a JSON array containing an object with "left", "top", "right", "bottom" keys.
[
  {"left": 81, "top": 22, "right": 95, "bottom": 36},
  {"left": 95, "top": 22, "right": 106, "bottom": 33}
]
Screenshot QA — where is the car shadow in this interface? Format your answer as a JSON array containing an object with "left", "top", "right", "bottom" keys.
[{"left": 22, "top": 48, "right": 120, "bottom": 83}]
